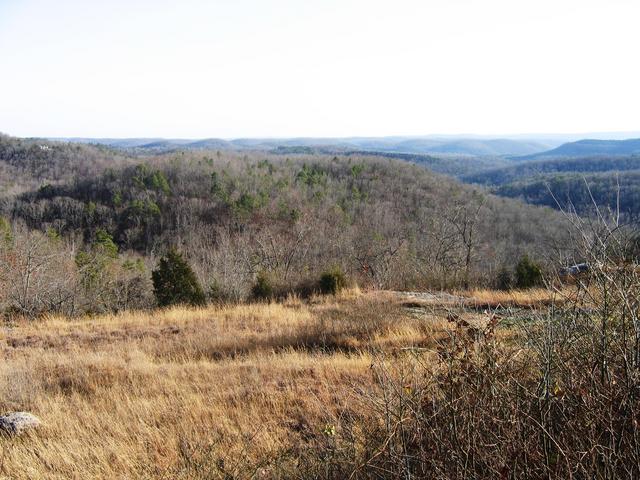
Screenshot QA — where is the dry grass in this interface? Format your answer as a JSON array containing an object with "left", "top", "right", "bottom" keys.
[
  {"left": 0, "top": 289, "right": 459, "bottom": 479},
  {"left": 457, "top": 287, "right": 569, "bottom": 308},
  {"left": 1, "top": 286, "right": 573, "bottom": 478}
]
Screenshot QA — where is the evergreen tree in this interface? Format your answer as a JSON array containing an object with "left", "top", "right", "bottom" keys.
[
  {"left": 251, "top": 271, "right": 274, "bottom": 300},
  {"left": 514, "top": 255, "right": 543, "bottom": 289},
  {"left": 319, "top": 266, "right": 347, "bottom": 295},
  {"left": 152, "top": 248, "right": 206, "bottom": 307}
]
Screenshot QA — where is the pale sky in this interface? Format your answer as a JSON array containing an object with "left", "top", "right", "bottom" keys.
[{"left": 0, "top": 0, "right": 638, "bottom": 138}]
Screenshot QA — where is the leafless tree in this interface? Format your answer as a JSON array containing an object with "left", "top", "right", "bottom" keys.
[{"left": 446, "top": 195, "right": 486, "bottom": 289}]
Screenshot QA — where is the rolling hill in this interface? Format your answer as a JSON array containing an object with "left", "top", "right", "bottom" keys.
[
  {"left": 461, "top": 154, "right": 640, "bottom": 220},
  {"left": 462, "top": 156, "right": 640, "bottom": 186},
  {"left": 0, "top": 134, "right": 569, "bottom": 303},
  {"left": 50, "top": 135, "right": 557, "bottom": 157},
  {"left": 516, "top": 138, "right": 640, "bottom": 160}
]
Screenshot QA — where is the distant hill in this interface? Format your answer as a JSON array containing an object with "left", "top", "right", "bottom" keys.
[
  {"left": 54, "top": 136, "right": 556, "bottom": 157},
  {"left": 463, "top": 156, "right": 640, "bottom": 186},
  {"left": 516, "top": 138, "right": 640, "bottom": 160},
  {"left": 460, "top": 154, "right": 640, "bottom": 221},
  {"left": 375, "top": 138, "right": 553, "bottom": 156},
  {"left": 491, "top": 171, "right": 640, "bottom": 221},
  {"left": 55, "top": 137, "right": 234, "bottom": 152}
]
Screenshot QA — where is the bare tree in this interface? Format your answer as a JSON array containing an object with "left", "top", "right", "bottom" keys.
[
  {"left": 1, "top": 224, "right": 77, "bottom": 317},
  {"left": 446, "top": 195, "right": 486, "bottom": 289}
]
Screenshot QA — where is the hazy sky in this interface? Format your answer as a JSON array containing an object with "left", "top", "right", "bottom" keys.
[{"left": 0, "top": 0, "right": 638, "bottom": 138}]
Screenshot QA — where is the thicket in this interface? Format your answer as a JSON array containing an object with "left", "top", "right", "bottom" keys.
[
  {"left": 313, "top": 216, "right": 640, "bottom": 479},
  {"left": 0, "top": 223, "right": 152, "bottom": 317}
]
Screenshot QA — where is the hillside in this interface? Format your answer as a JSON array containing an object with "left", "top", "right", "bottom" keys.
[
  {"left": 493, "top": 171, "right": 640, "bottom": 220},
  {"left": 463, "top": 156, "right": 640, "bottom": 185},
  {"left": 0, "top": 134, "right": 133, "bottom": 194},
  {"left": 461, "top": 155, "right": 640, "bottom": 220},
  {"left": 0, "top": 135, "right": 572, "bottom": 317},
  {"left": 57, "top": 135, "right": 556, "bottom": 157},
  {"left": 516, "top": 138, "right": 640, "bottom": 160}
]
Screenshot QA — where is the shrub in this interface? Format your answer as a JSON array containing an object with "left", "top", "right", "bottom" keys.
[
  {"left": 495, "top": 266, "right": 513, "bottom": 290},
  {"left": 0, "top": 217, "right": 12, "bottom": 244},
  {"left": 514, "top": 255, "right": 543, "bottom": 289},
  {"left": 305, "top": 226, "right": 640, "bottom": 479},
  {"left": 207, "top": 278, "right": 239, "bottom": 304},
  {"left": 251, "top": 271, "right": 273, "bottom": 300},
  {"left": 319, "top": 267, "right": 347, "bottom": 295},
  {"left": 152, "top": 248, "right": 206, "bottom": 307}
]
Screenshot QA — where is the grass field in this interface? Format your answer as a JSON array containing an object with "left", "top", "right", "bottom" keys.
[
  {"left": 0, "top": 288, "right": 579, "bottom": 478},
  {"left": 0, "top": 290, "right": 440, "bottom": 478}
]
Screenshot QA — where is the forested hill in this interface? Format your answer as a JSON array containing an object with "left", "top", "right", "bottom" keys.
[
  {"left": 492, "top": 172, "right": 640, "bottom": 220},
  {"left": 0, "top": 135, "right": 571, "bottom": 308},
  {"left": 54, "top": 135, "right": 555, "bottom": 157},
  {"left": 272, "top": 149, "right": 510, "bottom": 177},
  {"left": 516, "top": 138, "right": 640, "bottom": 160},
  {"left": 462, "top": 155, "right": 640, "bottom": 220},
  {"left": 463, "top": 156, "right": 640, "bottom": 185},
  {"left": 0, "top": 134, "right": 133, "bottom": 194}
]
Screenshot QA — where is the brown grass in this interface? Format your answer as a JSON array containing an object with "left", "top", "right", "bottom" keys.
[
  {"left": 3, "top": 286, "right": 579, "bottom": 478},
  {"left": 457, "top": 287, "right": 570, "bottom": 308},
  {"left": 0, "top": 289, "right": 460, "bottom": 479}
]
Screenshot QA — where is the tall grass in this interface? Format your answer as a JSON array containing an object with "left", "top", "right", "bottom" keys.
[
  {"left": 299, "top": 213, "right": 640, "bottom": 478},
  {"left": 0, "top": 289, "right": 444, "bottom": 479},
  {"left": 1, "top": 254, "right": 638, "bottom": 479}
]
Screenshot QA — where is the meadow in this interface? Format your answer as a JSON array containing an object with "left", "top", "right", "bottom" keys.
[
  {"left": 0, "top": 289, "right": 432, "bottom": 478},
  {"left": 0, "top": 288, "right": 558, "bottom": 479},
  {"left": 2, "top": 272, "right": 639, "bottom": 480}
]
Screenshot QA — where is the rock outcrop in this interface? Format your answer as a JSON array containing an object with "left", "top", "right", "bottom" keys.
[{"left": 0, "top": 412, "right": 41, "bottom": 436}]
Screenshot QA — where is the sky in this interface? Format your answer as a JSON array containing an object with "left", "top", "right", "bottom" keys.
[{"left": 0, "top": 0, "right": 638, "bottom": 139}]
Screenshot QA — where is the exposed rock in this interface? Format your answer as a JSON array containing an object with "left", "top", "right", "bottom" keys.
[
  {"left": 0, "top": 412, "right": 41, "bottom": 436},
  {"left": 395, "top": 291, "right": 467, "bottom": 304}
]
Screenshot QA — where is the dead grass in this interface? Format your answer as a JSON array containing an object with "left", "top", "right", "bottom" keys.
[
  {"left": 457, "top": 287, "right": 571, "bottom": 308},
  {"left": 0, "top": 289, "right": 443, "bottom": 479},
  {"left": 0, "top": 287, "right": 541, "bottom": 479}
]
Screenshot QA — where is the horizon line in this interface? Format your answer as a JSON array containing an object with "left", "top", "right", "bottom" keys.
[{"left": 13, "top": 130, "right": 640, "bottom": 142}]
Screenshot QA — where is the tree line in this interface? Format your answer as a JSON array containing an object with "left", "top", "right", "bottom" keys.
[{"left": 0, "top": 136, "right": 577, "bottom": 317}]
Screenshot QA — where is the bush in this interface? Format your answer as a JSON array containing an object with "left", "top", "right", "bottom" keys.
[
  {"left": 152, "top": 248, "right": 206, "bottom": 307},
  {"left": 319, "top": 267, "right": 347, "bottom": 295},
  {"left": 495, "top": 266, "right": 513, "bottom": 290},
  {"left": 251, "top": 271, "right": 273, "bottom": 300},
  {"left": 305, "top": 227, "right": 640, "bottom": 479},
  {"left": 514, "top": 255, "right": 543, "bottom": 289},
  {"left": 207, "top": 279, "right": 223, "bottom": 303}
]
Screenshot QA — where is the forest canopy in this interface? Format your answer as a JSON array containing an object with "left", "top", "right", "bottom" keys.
[{"left": 0, "top": 135, "right": 577, "bottom": 317}]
